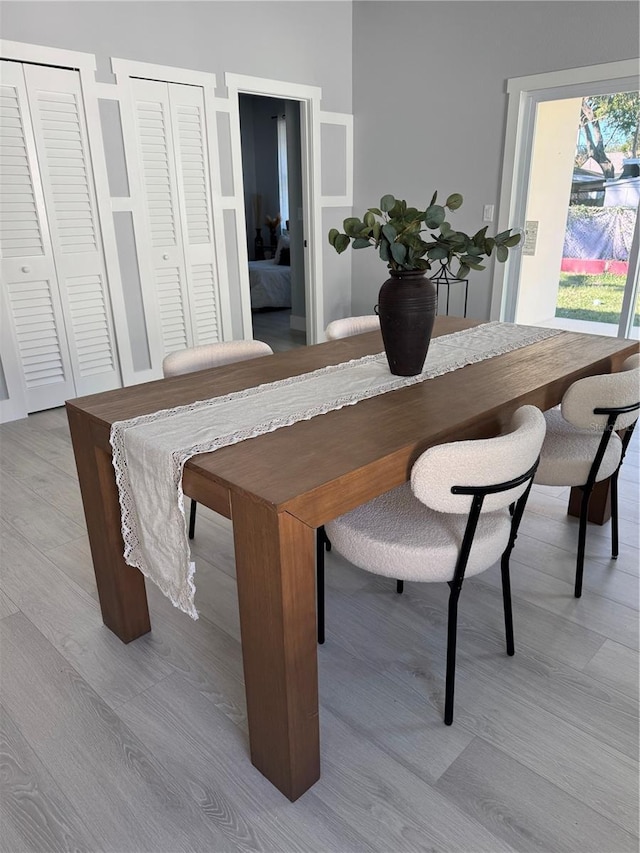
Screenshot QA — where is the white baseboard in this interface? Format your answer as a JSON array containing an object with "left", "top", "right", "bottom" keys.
[{"left": 289, "top": 314, "right": 306, "bottom": 332}]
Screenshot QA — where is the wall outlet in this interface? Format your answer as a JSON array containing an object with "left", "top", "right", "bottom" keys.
[
  {"left": 482, "top": 204, "right": 494, "bottom": 222},
  {"left": 522, "top": 220, "right": 539, "bottom": 255}
]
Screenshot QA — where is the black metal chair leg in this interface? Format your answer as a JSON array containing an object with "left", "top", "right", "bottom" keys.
[
  {"left": 188, "top": 500, "right": 197, "bottom": 540},
  {"left": 500, "top": 553, "right": 515, "bottom": 656},
  {"left": 316, "top": 529, "right": 325, "bottom": 645},
  {"left": 610, "top": 471, "right": 620, "bottom": 559},
  {"left": 396, "top": 579, "right": 404, "bottom": 594},
  {"left": 319, "top": 525, "right": 332, "bottom": 552},
  {"left": 575, "top": 486, "right": 592, "bottom": 598},
  {"left": 444, "top": 581, "right": 462, "bottom": 726}
]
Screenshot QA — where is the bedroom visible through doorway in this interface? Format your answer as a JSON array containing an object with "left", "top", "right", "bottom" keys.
[{"left": 238, "top": 94, "right": 306, "bottom": 351}]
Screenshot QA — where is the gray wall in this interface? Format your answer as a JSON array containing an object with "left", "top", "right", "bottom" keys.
[
  {"left": 5, "top": 1, "right": 639, "bottom": 327},
  {"left": 1, "top": 1, "right": 352, "bottom": 111},
  {"left": 350, "top": 1, "right": 640, "bottom": 320},
  {"left": 1, "top": 0, "right": 353, "bottom": 339}
]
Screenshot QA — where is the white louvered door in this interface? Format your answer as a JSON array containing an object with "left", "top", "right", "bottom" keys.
[
  {"left": 24, "top": 64, "right": 120, "bottom": 398},
  {"left": 0, "top": 60, "right": 76, "bottom": 412},
  {"left": 168, "top": 83, "right": 220, "bottom": 346},
  {"left": 129, "top": 77, "right": 221, "bottom": 359},
  {"left": 0, "top": 60, "right": 120, "bottom": 412}
]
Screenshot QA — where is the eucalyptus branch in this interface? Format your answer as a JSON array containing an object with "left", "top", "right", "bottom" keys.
[{"left": 329, "top": 193, "right": 521, "bottom": 274}]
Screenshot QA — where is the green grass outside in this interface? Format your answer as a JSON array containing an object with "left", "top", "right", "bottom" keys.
[{"left": 555, "top": 272, "right": 639, "bottom": 326}]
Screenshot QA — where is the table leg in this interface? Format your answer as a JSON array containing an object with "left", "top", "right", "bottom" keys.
[
  {"left": 67, "top": 406, "right": 150, "bottom": 643},
  {"left": 231, "top": 492, "right": 320, "bottom": 801},
  {"left": 568, "top": 479, "right": 612, "bottom": 525}
]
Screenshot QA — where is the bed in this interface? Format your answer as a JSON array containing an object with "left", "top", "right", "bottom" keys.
[{"left": 248, "top": 259, "right": 292, "bottom": 310}]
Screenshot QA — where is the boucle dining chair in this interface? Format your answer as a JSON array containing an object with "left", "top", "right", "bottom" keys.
[
  {"left": 534, "top": 353, "right": 639, "bottom": 598},
  {"left": 317, "top": 405, "right": 546, "bottom": 725},
  {"left": 325, "top": 315, "right": 380, "bottom": 340},
  {"left": 162, "top": 339, "right": 274, "bottom": 538},
  {"left": 320, "top": 314, "right": 381, "bottom": 555}
]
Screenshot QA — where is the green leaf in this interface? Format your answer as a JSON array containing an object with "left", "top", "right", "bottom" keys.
[
  {"left": 380, "top": 194, "right": 395, "bottom": 212},
  {"left": 424, "top": 204, "right": 445, "bottom": 228},
  {"left": 496, "top": 244, "right": 509, "bottom": 262},
  {"left": 494, "top": 229, "right": 511, "bottom": 242},
  {"left": 343, "top": 217, "right": 364, "bottom": 237},
  {"left": 427, "top": 245, "right": 449, "bottom": 260},
  {"left": 381, "top": 223, "right": 397, "bottom": 243},
  {"left": 334, "top": 233, "right": 350, "bottom": 254},
  {"left": 352, "top": 237, "right": 371, "bottom": 249},
  {"left": 363, "top": 211, "right": 376, "bottom": 228},
  {"left": 457, "top": 264, "right": 471, "bottom": 278},
  {"left": 372, "top": 222, "right": 381, "bottom": 240},
  {"left": 379, "top": 240, "right": 390, "bottom": 262},
  {"left": 328, "top": 228, "right": 340, "bottom": 246},
  {"left": 368, "top": 207, "right": 383, "bottom": 216},
  {"left": 504, "top": 233, "right": 521, "bottom": 247},
  {"left": 404, "top": 207, "right": 421, "bottom": 220},
  {"left": 445, "top": 193, "right": 463, "bottom": 210},
  {"left": 462, "top": 259, "right": 486, "bottom": 271},
  {"left": 390, "top": 242, "right": 407, "bottom": 264},
  {"left": 429, "top": 190, "right": 438, "bottom": 207}
]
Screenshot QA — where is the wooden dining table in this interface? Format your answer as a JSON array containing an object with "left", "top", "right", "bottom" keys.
[{"left": 66, "top": 316, "right": 639, "bottom": 801}]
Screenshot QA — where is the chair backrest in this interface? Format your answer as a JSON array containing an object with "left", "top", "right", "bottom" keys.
[
  {"left": 561, "top": 353, "right": 640, "bottom": 432},
  {"left": 325, "top": 315, "right": 380, "bottom": 340},
  {"left": 411, "top": 405, "right": 546, "bottom": 514},
  {"left": 162, "top": 340, "right": 274, "bottom": 378}
]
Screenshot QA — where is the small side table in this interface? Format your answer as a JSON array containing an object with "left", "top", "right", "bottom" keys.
[{"left": 430, "top": 263, "right": 469, "bottom": 317}]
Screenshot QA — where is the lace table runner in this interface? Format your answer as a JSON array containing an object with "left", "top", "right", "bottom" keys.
[{"left": 111, "top": 322, "right": 561, "bottom": 617}]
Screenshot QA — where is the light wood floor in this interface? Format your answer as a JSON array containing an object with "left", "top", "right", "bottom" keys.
[
  {"left": 252, "top": 308, "right": 307, "bottom": 352},
  {"left": 0, "top": 405, "right": 638, "bottom": 852}
]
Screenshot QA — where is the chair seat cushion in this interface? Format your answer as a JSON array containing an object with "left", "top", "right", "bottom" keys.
[
  {"left": 325, "top": 483, "right": 512, "bottom": 583},
  {"left": 534, "top": 407, "right": 622, "bottom": 487}
]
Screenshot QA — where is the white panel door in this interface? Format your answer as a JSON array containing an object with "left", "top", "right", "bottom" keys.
[
  {"left": 24, "top": 63, "right": 120, "bottom": 397},
  {"left": 0, "top": 59, "right": 76, "bottom": 412},
  {"left": 129, "top": 77, "right": 222, "bottom": 358},
  {"left": 168, "top": 82, "right": 221, "bottom": 346},
  {"left": 130, "top": 77, "right": 191, "bottom": 357}
]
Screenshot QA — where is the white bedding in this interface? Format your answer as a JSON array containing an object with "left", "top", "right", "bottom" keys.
[{"left": 249, "top": 259, "right": 291, "bottom": 310}]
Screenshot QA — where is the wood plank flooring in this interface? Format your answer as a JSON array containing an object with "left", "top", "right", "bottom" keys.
[
  {"left": 0, "top": 406, "right": 638, "bottom": 852},
  {"left": 251, "top": 308, "right": 306, "bottom": 352}
]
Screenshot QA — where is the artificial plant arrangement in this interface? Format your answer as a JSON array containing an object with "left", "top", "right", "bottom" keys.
[{"left": 328, "top": 192, "right": 521, "bottom": 277}]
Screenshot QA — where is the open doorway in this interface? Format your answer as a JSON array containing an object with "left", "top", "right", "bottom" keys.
[
  {"left": 238, "top": 94, "right": 306, "bottom": 351},
  {"left": 515, "top": 91, "right": 639, "bottom": 337}
]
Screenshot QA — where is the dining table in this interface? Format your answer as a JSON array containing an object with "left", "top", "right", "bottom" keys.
[{"left": 66, "top": 316, "right": 639, "bottom": 801}]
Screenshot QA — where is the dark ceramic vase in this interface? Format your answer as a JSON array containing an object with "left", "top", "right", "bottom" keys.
[{"left": 376, "top": 269, "right": 437, "bottom": 376}]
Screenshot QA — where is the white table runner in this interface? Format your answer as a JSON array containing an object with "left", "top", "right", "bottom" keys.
[{"left": 111, "top": 322, "right": 561, "bottom": 617}]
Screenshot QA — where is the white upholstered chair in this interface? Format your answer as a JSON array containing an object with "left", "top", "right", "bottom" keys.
[
  {"left": 317, "top": 405, "right": 546, "bottom": 724},
  {"left": 162, "top": 339, "right": 274, "bottom": 378},
  {"left": 320, "top": 314, "right": 382, "bottom": 553},
  {"left": 534, "top": 353, "right": 640, "bottom": 598},
  {"left": 325, "top": 315, "right": 380, "bottom": 340},
  {"left": 162, "top": 340, "right": 274, "bottom": 537}
]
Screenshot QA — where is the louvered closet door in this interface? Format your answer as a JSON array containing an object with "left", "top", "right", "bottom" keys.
[
  {"left": 131, "top": 78, "right": 192, "bottom": 357},
  {"left": 24, "top": 64, "right": 120, "bottom": 398},
  {"left": 0, "top": 60, "right": 76, "bottom": 412},
  {"left": 167, "top": 83, "right": 220, "bottom": 345},
  {"left": 130, "top": 78, "right": 221, "bottom": 357}
]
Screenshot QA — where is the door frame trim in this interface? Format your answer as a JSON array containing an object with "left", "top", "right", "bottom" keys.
[
  {"left": 225, "top": 72, "right": 324, "bottom": 344},
  {"left": 491, "top": 58, "right": 640, "bottom": 324}
]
